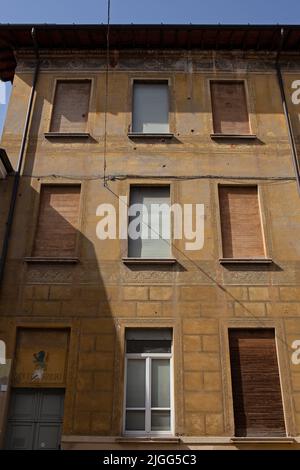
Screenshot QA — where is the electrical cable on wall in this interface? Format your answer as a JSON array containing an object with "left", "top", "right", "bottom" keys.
[
  {"left": 70, "top": 12, "right": 297, "bottom": 357},
  {"left": 98, "top": 177, "right": 294, "bottom": 356},
  {"left": 21, "top": 173, "right": 296, "bottom": 184}
]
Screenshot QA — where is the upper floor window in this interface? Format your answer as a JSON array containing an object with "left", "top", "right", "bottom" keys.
[
  {"left": 128, "top": 185, "right": 171, "bottom": 259},
  {"left": 219, "top": 185, "right": 265, "bottom": 259},
  {"left": 33, "top": 185, "right": 81, "bottom": 258},
  {"left": 124, "top": 328, "right": 173, "bottom": 435},
  {"left": 132, "top": 81, "right": 169, "bottom": 134},
  {"left": 210, "top": 80, "right": 250, "bottom": 135},
  {"left": 50, "top": 80, "right": 91, "bottom": 133}
]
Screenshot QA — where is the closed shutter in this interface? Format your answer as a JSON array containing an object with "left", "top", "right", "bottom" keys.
[
  {"left": 50, "top": 80, "right": 91, "bottom": 133},
  {"left": 229, "top": 329, "right": 286, "bottom": 437},
  {"left": 128, "top": 186, "right": 171, "bottom": 258},
  {"left": 33, "top": 186, "right": 80, "bottom": 257},
  {"left": 211, "top": 81, "right": 250, "bottom": 135},
  {"left": 132, "top": 82, "right": 169, "bottom": 133},
  {"left": 219, "top": 186, "right": 265, "bottom": 258}
]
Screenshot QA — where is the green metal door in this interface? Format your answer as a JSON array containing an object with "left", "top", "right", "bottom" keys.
[{"left": 5, "top": 388, "right": 64, "bottom": 450}]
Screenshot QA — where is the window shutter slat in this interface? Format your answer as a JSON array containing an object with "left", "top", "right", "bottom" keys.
[
  {"left": 50, "top": 80, "right": 91, "bottom": 133},
  {"left": 219, "top": 186, "right": 265, "bottom": 258},
  {"left": 229, "top": 329, "right": 286, "bottom": 437},
  {"left": 211, "top": 81, "right": 250, "bottom": 135},
  {"left": 33, "top": 186, "right": 80, "bottom": 257}
]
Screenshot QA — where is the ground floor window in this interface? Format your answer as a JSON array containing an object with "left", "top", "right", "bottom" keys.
[
  {"left": 229, "top": 329, "right": 286, "bottom": 437},
  {"left": 124, "top": 328, "right": 173, "bottom": 435}
]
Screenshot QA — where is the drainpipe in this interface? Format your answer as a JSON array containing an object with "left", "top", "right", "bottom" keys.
[
  {"left": 276, "top": 27, "right": 300, "bottom": 195},
  {"left": 0, "top": 27, "right": 40, "bottom": 291}
]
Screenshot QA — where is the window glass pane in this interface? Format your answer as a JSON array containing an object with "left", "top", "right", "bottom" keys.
[
  {"left": 151, "top": 359, "right": 170, "bottom": 408},
  {"left": 126, "top": 411, "right": 145, "bottom": 431},
  {"left": 151, "top": 411, "right": 170, "bottom": 431},
  {"left": 126, "top": 359, "right": 145, "bottom": 407},
  {"left": 133, "top": 82, "right": 169, "bottom": 133},
  {"left": 128, "top": 186, "right": 171, "bottom": 258},
  {"left": 127, "top": 340, "right": 171, "bottom": 354}
]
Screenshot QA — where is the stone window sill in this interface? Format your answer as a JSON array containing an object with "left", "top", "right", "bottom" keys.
[
  {"left": 231, "top": 437, "right": 294, "bottom": 444},
  {"left": 24, "top": 257, "right": 79, "bottom": 264},
  {"left": 61, "top": 434, "right": 297, "bottom": 445},
  {"left": 117, "top": 436, "right": 180, "bottom": 444},
  {"left": 220, "top": 258, "right": 273, "bottom": 265},
  {"left": 61, "top": 435, "right": 180, "bottom": 444},
  {"left": 44, "top": 132, "right": 91, "bottom": 139},
  {"left": 128, "top": 133, "right": 174, "bottom": 139},
  {"left": 122, "top": 257, "right": 176, "bottom": 265},
  {"left": 211, "top": 133, "right": 257, "bottom": 140}
]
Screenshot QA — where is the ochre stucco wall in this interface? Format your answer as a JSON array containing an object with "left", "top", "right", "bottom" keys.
[{"left": 0, "top": 50, "right": 300, "bottom": 449}]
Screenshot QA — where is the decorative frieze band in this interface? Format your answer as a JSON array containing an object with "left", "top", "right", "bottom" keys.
[{"left": 15, "top": 50, "right": 300, "bottom": 74}]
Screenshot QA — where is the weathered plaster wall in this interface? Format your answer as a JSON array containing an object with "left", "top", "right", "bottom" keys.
[{"left": 0, "top": 50, "right": 300, "bottom": 449}]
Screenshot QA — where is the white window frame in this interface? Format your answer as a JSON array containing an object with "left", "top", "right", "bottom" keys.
[{"left": 123, "top": 350, "right": 174, "bottom": 436}]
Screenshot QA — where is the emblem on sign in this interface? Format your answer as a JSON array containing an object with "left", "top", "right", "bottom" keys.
[{"left": 32, "top": 351, "right": 47, "bottom": 382}]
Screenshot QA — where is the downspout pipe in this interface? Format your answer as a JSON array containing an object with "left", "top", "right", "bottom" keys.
[
  {"left": 0, "top": 27, "right": 40, "bottom": 291},
  {"left": 276, "top": 27, "right": 300, "bottom": 195}
]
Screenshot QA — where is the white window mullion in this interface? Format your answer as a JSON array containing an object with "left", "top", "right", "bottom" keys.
[
  {"left": 149, "top": 356, "right": 152, "bottom": 434},
  {"left": 123, "top": 357, "right": 128, "bottom": 435},
  {"left": 170, "top": 353, "right": 174, "bottom": 435},
  {"left": 145, "top": 356, "right": 151, "bottom": 434}
]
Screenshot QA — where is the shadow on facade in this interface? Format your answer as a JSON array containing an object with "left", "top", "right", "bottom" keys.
[{"left": 0, "top": 171, "right": 121, "bottom": 444}]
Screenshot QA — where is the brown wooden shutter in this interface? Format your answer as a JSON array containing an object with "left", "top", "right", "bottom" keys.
[
  {"left": 219, "top": 186, "right": 265, "bottom": 258},
  {"left": 229, "top": 329, "right": 286, "bottom": 437},
  {"left": 211, "top": 81, "right": 250, "bottom": 135},
  {"left": 50, "top": 80, "right": 91, "bottom": 133},
  {"left": 33, "top": 186, "right": 80, "bottom": 257}
]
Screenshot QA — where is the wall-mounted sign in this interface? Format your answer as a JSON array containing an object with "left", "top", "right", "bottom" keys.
[{"left": 12, "top": 329, "right": 69, "bottom": 387}]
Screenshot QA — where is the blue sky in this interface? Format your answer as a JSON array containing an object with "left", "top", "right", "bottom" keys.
[
  {"left": 1, "top": 0, "right": 300, "bottom": 25},
  {"left": 1, "top": 0, "right": 300, "bottom": 136}
]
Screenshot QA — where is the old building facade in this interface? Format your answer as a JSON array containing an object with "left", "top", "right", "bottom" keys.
[{"left": 0, "top": 24, "right": 300, "bottom": 449}]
